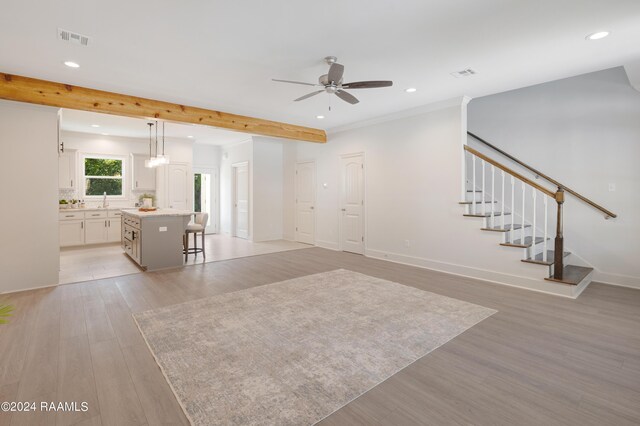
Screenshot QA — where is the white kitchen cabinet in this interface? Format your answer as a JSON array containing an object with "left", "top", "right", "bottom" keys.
[
  {"left": 59, "top": 150, "right": 77, "bottom": 190},
  {"left": 107, "top": 217, "right": 122, "bottom": 243},
  {"left": 84, "top": 218, "right": 109, "bottom": 244},
  {"left": 132, "top": 154, "right": 156, "bottom": 191},
  {"left": 59, "top": 220, "right": 84, "bottom": 247}
]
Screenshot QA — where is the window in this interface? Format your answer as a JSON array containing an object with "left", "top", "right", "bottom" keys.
[{"left": 83, "top": 155, "right": 125, "bottom": 198}]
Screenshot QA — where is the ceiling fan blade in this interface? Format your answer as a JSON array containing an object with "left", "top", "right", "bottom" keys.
[
  {"left": 342, "top": 80, "right": 393, "bottom": 89},
  {"left": 328, "top": 63, "right": 344, "bottom": 84},
  {"left": 294, "top": 90, "right": 324, "bottom": 102},
  {"left": 335, "top": 89, "right": 359, "bottom": 105},
  {"left": 272, "top": 79, "right": 318, "bottom": 87}
]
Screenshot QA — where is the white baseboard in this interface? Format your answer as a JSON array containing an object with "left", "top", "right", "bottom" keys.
[
  {"left": 365, "top": 248, "right": 586, "bottom": 298},
  {"left": 315, "top": 240, "right": 340, "bottom": 251},
  {"left": 593, "top": 271, "right": 640, "bottom": 290}
]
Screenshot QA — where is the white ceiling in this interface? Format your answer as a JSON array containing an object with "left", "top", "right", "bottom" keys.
[
  {"left": 2, "top": 1, "right": 640, "bottom": 131},
  {"left": 61, "top": 109, "right": 251, "bottom": 145}
]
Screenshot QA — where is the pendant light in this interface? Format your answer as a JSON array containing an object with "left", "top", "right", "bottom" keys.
[
  {"left": 155, "top": 121, "right": 170, "bottom": 165},
  {"left": 145, "top": 122, "right": 155, "bottom": 168}
]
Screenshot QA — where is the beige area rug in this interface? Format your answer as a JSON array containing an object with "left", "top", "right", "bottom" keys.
[{"left": 134, "top": 269, "right": 496, "bottom": 425}]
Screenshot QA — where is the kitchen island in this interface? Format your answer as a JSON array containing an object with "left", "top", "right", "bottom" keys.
[{"left": 121, "top": 209, "right": 193, "bottom": 271}]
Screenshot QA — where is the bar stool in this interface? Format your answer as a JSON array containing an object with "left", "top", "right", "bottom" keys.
[{"left": 184, "top": 213, "right": 209, "bottom": 261}]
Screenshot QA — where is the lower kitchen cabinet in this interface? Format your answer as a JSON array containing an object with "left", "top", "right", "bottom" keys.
[
  {"left": 107, "top": 218, "right": 121, "bottom": 242},
  {"left": 59, "top": 220, "right": 85, "bottom": 247},
  {"left": 59, "top": 209, "right": 123, "bottom": 247},
  {"left": 85, "top": 218, "right": 109, "bottom": 244}
]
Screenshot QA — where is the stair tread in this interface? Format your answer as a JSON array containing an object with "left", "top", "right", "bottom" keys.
[
  {"left": 500, "top": 236, "right": 548, "bottom": 248},
  {"left": 522, "top": 250, "right": 570, "bottom": 266},
  {"left": 464, "top": 212, "right": 512, "bottom": 218},
  {"left": 466, "top": 190, "right": 482, "bottom": 192},
  {"left": 544, "top": 265, "right": 594, "bottom": 285},
  {"left": 481, "top": 224, "right": 530, "bottom": 232},
  {"left": 458, "top": 201, "right": 497, "bottom": 204}
]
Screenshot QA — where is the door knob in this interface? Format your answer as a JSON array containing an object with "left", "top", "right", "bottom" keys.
[
  {"left": 341, "top": 208, "right": 346, "bottom": 211},
  {"left": 310, "top": 206, "right": 314, "bottom": 210}
]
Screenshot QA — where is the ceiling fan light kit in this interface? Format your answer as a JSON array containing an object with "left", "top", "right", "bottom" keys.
[{"left": 272, "top": 56, "right": 393, "bottom": 105}]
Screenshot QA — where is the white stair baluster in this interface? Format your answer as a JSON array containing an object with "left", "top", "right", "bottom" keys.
[
  {"left": 491, "top": 166, "right": 495, "bottom": 227},
  {"left": 501, "top": 170, "right": 505, "bottom": 230},
  {"left": 521, "top": 182, "right": 526, "bottom": 243},
  {"left": 543, "top": 196, "right": 548, "bottom": 262},
  {"left": 509, "top": 176, "right": 515, "bottom": 243},
  {"left": 532, "top": 190, "right": 537, "bottom": 257},
  {"left": 472, "top": 155, "right": 477, "bottom": 215},
  {"left": 482, "top": 161, "right": 486, "bottom": 216}
]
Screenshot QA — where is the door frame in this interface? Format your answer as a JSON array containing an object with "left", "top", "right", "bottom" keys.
[
  {"left": 231, "top": 161, "right": 250, "bottom": 239},
  {"left": 193, "top": 166, "right": 219, "bottom": 234},
  {"left": 295, "top": 160, "right": 316, "bottom": 245},
  {"left": 339, "top": 152, "right": 366, "bottom": 253}
]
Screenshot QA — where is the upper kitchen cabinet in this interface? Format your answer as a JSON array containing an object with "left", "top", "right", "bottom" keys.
[
  {"left": 131, "top": 154, "right": 156, "bottom": 191},
  {"left": 58, "top": 149, "right": 77, "bottom": 190}
]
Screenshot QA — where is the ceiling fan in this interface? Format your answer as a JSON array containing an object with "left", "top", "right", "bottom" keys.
[{"left": 272, "top": 56, "right": 393, "bottom": 105}]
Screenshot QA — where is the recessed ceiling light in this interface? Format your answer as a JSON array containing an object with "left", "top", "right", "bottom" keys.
[
  {"left": 101, "top": 133, "right": 109, "bottom": 136},
  {"left": 316, "top": 115, "right": 325, "bottom": 119},
  {"left": 63, "top": 61, "right": 80, "bottom": 68},
  {"left": 586, "top": 31, "right": 609, "bottom": 40},
  {"left": 91, "top": 124, "right": 100, "bottom": 128},
  {"left": 405, "top": 88, "right": 417, "bottom": 93},
  {"left": 187, "top": 135, "right": 194, "bottom": 138}
]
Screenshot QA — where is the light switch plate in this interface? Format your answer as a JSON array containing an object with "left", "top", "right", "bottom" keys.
[
  {"left": 608, "top": 183, "right": 616, "bottom": 192},
  {"left": 159, "top": 226, "right": 167, "bottom": 232}
]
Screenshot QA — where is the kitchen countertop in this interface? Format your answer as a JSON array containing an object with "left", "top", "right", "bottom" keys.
[
  {"left": 59, "top": 207, "right": 130, "bottom": 212},
  {"left": 121, "top": 208, "right": 194, "bottom": 218}
]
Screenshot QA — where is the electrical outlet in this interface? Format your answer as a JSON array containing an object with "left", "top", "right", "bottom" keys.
[{"left": 608, "top": 183, "right": 616, "bottom": 192}]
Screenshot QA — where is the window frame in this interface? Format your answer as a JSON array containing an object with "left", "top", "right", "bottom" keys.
[{"left": 81, "top": 153, "right": 127, "bottom": 200}]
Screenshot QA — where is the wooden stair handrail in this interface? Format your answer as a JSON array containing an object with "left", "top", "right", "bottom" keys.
[
  {"left": 467, "top": 132, "right": 617, "bottom": 219},
  {"left": 464, "top": 146, "right": 556, "bottom": 198}
]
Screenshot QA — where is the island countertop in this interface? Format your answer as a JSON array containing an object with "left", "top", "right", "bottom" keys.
[{"left": 121, "top": 208, "right": 194, "bottom": 218}]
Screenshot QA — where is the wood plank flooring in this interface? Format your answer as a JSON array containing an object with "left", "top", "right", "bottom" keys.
[{"left": 1, "top": 247, "right": 639, "bottom": 425}]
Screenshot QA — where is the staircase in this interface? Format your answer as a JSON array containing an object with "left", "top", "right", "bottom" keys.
[{"left": 460, "top": 132, "right": 617, "bottom": 297}]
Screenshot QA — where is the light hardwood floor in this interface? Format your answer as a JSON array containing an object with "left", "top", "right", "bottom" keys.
[{"left": 2, "top": 247, "right": 639, "bottom": 425}]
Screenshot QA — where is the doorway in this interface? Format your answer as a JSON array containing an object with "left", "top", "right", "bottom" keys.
[
  {"left": 232, "top": 161, "right": 249, "bottom": 239},
  {"left": 168, "top": 163, "right": 189, "bottom": 210},
  {"left": 340, "top": 153, "right": 365, "bottom": 254},
  {"left": 295, "top": 161, "right": 316, "bottom": 244},
  {"left": 194, "top": 167, "right": 218, "bottom": 234}
]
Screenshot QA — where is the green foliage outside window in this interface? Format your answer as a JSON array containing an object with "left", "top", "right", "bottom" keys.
[
  {"left": 194, "top": 173, "right": 202, "bottom": 212},
  {"left": 84, "top": 157, "right": 124, "bottom": 196}
]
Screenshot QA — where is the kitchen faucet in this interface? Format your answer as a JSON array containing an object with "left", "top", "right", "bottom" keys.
[{"left": 102, "top": 192, "right": 109, "bottom": 208}]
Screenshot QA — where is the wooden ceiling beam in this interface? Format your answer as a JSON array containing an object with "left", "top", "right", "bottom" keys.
[{"left": 0, "top": 73, "right": 326, "bottom": 143}]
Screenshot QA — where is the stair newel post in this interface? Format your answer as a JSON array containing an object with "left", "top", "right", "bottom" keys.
[{"left": 553, "top": 187, "right": 565, "bottom": 280}]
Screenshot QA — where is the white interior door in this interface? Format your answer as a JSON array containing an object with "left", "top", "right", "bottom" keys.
[
  {"left": 340, "top": 154, "right": 364, "bottom": 254},
  {"left": 168, "top": 164, "right": 189, "bottom": 210},
  {"left": 233, "top": 162, "right": 249, "bottom": 239},
  {"left": 295, "top": 161, "right": 315, "bottom": 244}
]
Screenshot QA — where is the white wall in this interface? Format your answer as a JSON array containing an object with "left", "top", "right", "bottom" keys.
[
  {"left": 284, "top": 98, "right": 596, "bottom": 296},
  {"left": 0, "top": 101, "right": 59, "bottom": 293},
  {"left": 252, "top": 137, "right": 284, "bottom": 242},
  {"left": 220, "top": 140, "right": 253, "bottom": 237},
  {"left": 61, "top": 131, "right": 193, "bottom": 208},
  {"left": 468, "top": 67, "right": 640, "bottom": 288}
]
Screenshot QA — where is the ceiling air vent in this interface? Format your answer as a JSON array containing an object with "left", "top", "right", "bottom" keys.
[
  {"left": 57, "top": 28, "right": 90, "bottom": 46},
  {"left": 450, "top": 68, "right": 477, "bottom": 78}
]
